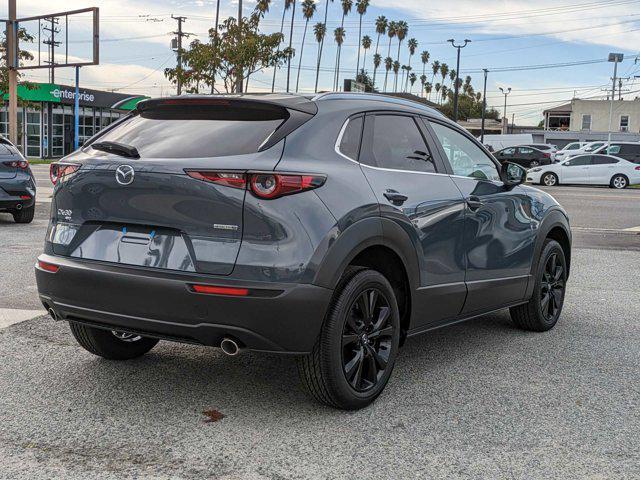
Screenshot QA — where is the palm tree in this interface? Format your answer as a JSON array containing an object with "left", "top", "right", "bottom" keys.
[
  {"left": 449, "top": 69, "right": 456, "bottom": 88},
  {"left": 372, "top": 15, "right": 387, "bottom": 89},
  {"left": 315, "top": 0, "right": 334, "bottom": 93},
  {"left": 313, "top": 22, "right": 327, "bottom": 91},
  {"left": 431, "top": 60, "right": 440, "bottom": 88},
  {"left": 393, "top": 21, "right": 408, "bottom": 91},
  {"left": 361, "top": 35, "right": 372, "bottom": 73},
  {"left": 409, "top": 73, "right": 417, "bottom": 94},
  {"left": 405, "top": 38, "right": 417, "bottom": 92},
  {"left": 440, "top": 63, "right": 449, "bottom": 89},
  {"left": 393, "top": 60, "right": 400, "bottom": 89},
  {"left": 272, "top": 0, "right": 295, "bottom": 92},
  {"left": 434, "top": 82, "right": 441, "bottom": 104},
  {"left": 419, "top": 74, "right": 426, "bottom": 97},
  {"left": 296, "top": 0, "right": 317, "bottom": 92},
  {"left": 246, "top": 0, "right": 272, "bottom": 90},
  {"left": 441, "top": 85, "right": 448, "bottom": 104},
  {"left": 383, "top": 21, "right": 397, "bottom": 92},
  {"left": 286, "top": 0, "right": 297, "bottom": 92},
  {"left": 400, "top": 65, "right": 407, "bottom": 91},
  {"left": 333, "top": 26, "right": 346, "bottom": 90},
  {"left": 420, "top": 51, "right": 429, "bottom": 96},
  {"left": 334, "top": 0, "right": 352, "bottom": 91},
  {"left": 355, "top": 0, "right": 370, "bottom": 75},
  {"left": 425, "top": 82, "right": 432, "bottom": 101},
  {"left": 383, "top": 56, "right": 393, "bottom": 92}
]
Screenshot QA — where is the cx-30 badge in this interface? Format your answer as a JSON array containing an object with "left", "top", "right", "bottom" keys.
[{"left": 115, "top": 165, "right": 135, "bottom": 186}]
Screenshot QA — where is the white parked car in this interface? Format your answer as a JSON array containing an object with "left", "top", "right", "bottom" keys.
[
  {"left": 564, "top": 141, "right": 607, "bottom": 159},
  {"left": 553, "top": 142, "right": 589, "bottom": 162},
  {"left": 527, "top": 154, "right": 640, "bottom": 189}
]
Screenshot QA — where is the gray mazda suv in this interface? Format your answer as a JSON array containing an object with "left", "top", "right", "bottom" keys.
[{"left": 36, "top": 93, "right": 571, "bottom": 409}]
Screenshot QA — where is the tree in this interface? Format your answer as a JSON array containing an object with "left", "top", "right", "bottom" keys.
[
  {"left": 315, "top": 0, "right": 334, "bottom": 93},
  {"left": 405, "top": 38, "right": 418, "bottom": 92},
  {"left": 0, "top": 27, "right": 35, "bottom": 100},
  {"left": 247, "top": 0, "right": 272, "bottom": 90},
  {"left": 440, "top": 63, "right": 449, "bottom": 88},
  {"left": 425, "top": 82, "right": 432, "bottom": 101},
  {"left": 419, "top": 74, "right": 427, "bottom": 97},
  {"left": 355, "top": 69, "right": 376, "bottom": 92},
  {"left": 384, "top": 56, "right": 393, "bottom": 92},
  {"left": 372, "top": 15, "right": 387, "bottom": 90},
  {"left": 408, "top": 73, "right": 417, "bottom": 94},
  {"left": 392, "top": 60, "right": 400, "bottom": 88},
  {"left": 394, "top": 21, "right": 408, "bottom": 91},
  {"left": 420, "top": 50, "right": 430, "bottom": 96},
  {"left": 271, "top": 0, "right": 295, "bottom": 92},
  {"left": 295, "top": 0, "right": 317, "bottom": 92},
  {"left": 334, "top": 0, "right": 352, "bottom": 91},
  {"left": 449, "top": 68, "right": 456, "bottom": 88},
  {"left": 355, "top": 0, "right": 370, "bottom": 75},
  {"left": 383, "top": 21, "right": 397, "bottom": 92},
  {"left": 313, "top": 22, "right": 327, "bottom": 91},
  {"left": 434, "top": 82, "right": 441, "bottom": 104},
  {"left": 165, "top": 15, "right": 285, "bottom": 94},
  {"left": 361, "top": 35, "right": 372, "bottom": 73},
  {"left": 431, "top": 60, "right": 440, "bottom": 90}
]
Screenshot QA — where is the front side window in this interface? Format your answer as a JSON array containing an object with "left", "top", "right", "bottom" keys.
[
  {"left": 581, "top": 114, "right": 591, "bottom": 131},
  {"left": 584, "top": 142, "right": 604, "bottom": 152},
  {"left": 364, "top": 115, "right": 436, "bottom": 173},
  {"left": 338, "top": 116, "right": 363, "bottom": 161},
  {"left": 501, "top": 147, "right": 516, "bottom": 155},
  {"left": 607, "top": 144, "right": 621, "bottom": 155},
  {"left": 620, "top": 115, "right": 629, "bottom": 132},
  {"left": 429, "top": 121, "right": 500, "bottom": 181}
]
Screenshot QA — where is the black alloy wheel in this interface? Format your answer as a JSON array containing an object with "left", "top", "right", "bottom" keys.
[
  {"left": 341, "top": 288, "right": 394, "bottom": 392},
  {"left": 539, "top": 252, "right": 565, "bottom": 322}
]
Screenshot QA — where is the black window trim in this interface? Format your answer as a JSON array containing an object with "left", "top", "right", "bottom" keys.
[{"left": 335, "top": 113, "right": 364, "bottom": 162}]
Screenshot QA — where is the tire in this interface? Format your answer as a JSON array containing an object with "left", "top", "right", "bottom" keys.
[
  {"left": 610, "top": 174, "right": 628, "bottom": 189},
  {"left": 510, "top": 239, "right": 567, "bottom": 332},
  {"left": 12, "top": 204, "right": 35, "bottom": 223},
  {"left": 69, "top": 321, "right": 159, "bottom": 360},
  {"left": 529, "top": 160, "right": 540, "bottom": 168},
  {"left": 541, "top": 172, "right": 558, "bottom": 186},
  {"left": 297, "top": 267, "right": 401, "bottom": 410}
]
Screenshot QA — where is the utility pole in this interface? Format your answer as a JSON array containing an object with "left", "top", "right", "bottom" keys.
[
  {"left": 499, "top": 86, "right": 511, "bottom": 134},
  {"left": 235, "top": 0, "right": 244, "bottom": 93},
  {"left": 480, "top": 68, "right": 488, "bottom": 143},
  {"left": 286, "top": 0, "right": 296, "bottom": 92},
  {"left": 42, "top": 16, "right": 61, "bottom": 83},
  {"left": 7, "top": 0, "right": 18, "bottom": 146},
  {"left": 448, "top": 38, "right": 471, "bottom": 123},
  {"left": 607, "top": 53, "right": 623, "bottom": 149},
  {"left": 171, "top": 15, "right": 187, "bottom": 95}
]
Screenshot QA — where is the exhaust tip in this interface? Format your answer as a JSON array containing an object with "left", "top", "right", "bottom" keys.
[
  {"left": 15, "top": 204, "right": 22, "bottom": 210},
  {"left": 220, "top": 337, "right": 240, "bottom": 356},
  {"left": 47, "top": 308, "right": 58, "bottom": 321}
]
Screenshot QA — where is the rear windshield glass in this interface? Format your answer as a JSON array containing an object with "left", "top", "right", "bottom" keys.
[{"left": 90, "top": 103, "right": 287, "bottom": 158}]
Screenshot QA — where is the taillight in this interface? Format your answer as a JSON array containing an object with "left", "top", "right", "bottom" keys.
[
  {"left": 50, "top": 162, "right": 80, "bottom": 185},
  {"left": 543, "top": 153, "right": 550, "bottom": 158},
  {"left": 37, "top": 260, "right": 59, "bottom": 273},
  {"left": 185, "top": 170, "right": 326, "bottom": 199},
  {"left": 2, "top": 159, "right": 28, "bottom": 169},
  {"left": 635, "top": 166, "right": 640, "bottom": 171},
  {"left": 190, "top": 284, "right": 249, "bottom": 296}
]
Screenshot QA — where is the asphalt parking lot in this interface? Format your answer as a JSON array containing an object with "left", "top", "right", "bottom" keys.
[{"left": 0, "top": 166, "right": 639, "bottom": 479}]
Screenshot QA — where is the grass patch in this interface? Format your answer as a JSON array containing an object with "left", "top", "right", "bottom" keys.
[{"left": 28, "top": 158, "right": 56, "bottom": 165}]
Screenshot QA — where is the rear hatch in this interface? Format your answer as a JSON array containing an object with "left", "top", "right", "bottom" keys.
[{"left": 48, "top": 96, "right": 316, "bottom": 275}]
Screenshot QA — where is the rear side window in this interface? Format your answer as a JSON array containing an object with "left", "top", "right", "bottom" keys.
[
  {"left": 338, "top": 116, "right": 363, "bottom": 161},
  {"left": 619, "top": 144, "right": 640, "bottom": 154},
  {"left": 363, "top": 115, "right": 436, "bottom": 173},
  {"left": 91, "top": 103, "right": 287, "bottom": 158},
  {"left": 501, "top": 148, "right": 515, "bottom": 155},
  {"left": 518, "top": 147, "right": 534, "bottom": 154},
  {"left": 592, "top": 156, "right": 618, "bottom": 165},
  {"left": 565, "top": 156, "right": 590, "bottom": 166}
]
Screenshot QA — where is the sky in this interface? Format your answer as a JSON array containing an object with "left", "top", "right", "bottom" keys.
[{"left": 4, "top": 0, "right": 640, "bottom": 124}]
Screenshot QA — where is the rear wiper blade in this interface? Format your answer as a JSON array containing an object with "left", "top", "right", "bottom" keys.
[{"left": 91, "top": 141, "right": 140, "bottom": 159}]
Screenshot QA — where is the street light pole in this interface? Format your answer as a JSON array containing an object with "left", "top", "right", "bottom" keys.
[
  {"left": 607, "top": 53, "right": 624, "bottom": 150},
  {"left": 448, "top": 39, "right": 471, "bottom": 123},
  {"left": 480, "top": 68, "right": 488, "bottom": 143},
  {"left": 7, "top": 0, "right": 18, "bottom": 146},
  {"left": 499, "top": 86, "right": 511, "bottom": 134}
]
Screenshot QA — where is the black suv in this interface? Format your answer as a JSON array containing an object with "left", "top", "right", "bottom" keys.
[
  {"left": 494, "top": 146, "right": 553, "bottom": 168},
  {"left": 36, "top": 94, "right": 571, "bottom": 409}
]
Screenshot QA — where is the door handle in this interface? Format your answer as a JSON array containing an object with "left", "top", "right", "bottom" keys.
[
  {"left": 383, "top": 189, "right": 408, "bottom": 206},
  {"left": 466, "top": 196, "right": 484, "bottom": 211}
]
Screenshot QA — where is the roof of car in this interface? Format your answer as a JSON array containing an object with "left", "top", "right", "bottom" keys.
[{"left": 313, "top": 92, "right": 445, "bottom": 117}]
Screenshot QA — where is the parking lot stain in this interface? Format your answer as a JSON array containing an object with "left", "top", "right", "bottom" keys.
[{"left": 202, "top": 409, "right": 225, "bottom": 423}]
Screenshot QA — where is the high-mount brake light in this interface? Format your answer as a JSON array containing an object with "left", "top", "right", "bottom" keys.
[
  {"left": 50, "top": 163, "right": 80, "bottom": 185},
  {"left": 185, "top": 170, "right": 326, "bottom": 199},
  {"left": 2, "top": 159, "right": 28, "bottom": 169}
]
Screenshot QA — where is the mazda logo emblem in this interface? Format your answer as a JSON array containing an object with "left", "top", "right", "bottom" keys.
[{"left": 115, "top": 165, "right": 135, "bottom": 186}]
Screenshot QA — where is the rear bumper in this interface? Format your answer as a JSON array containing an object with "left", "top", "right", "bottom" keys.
[
  {"left": 35, "top": 254, "right": 332, "bottom": 354},
  {"left": 0, "top": 192, "right": 35, "bottom": 211}
]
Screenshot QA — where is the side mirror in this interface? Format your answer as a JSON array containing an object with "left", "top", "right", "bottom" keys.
[{"left": 501, "top": 162, "right": 527, "bottom": 188}]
